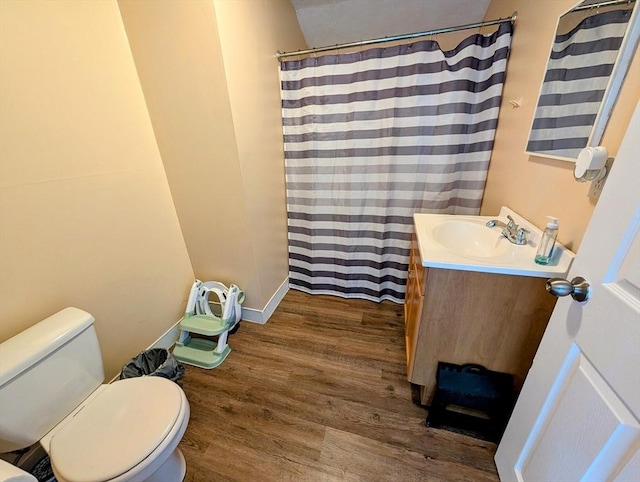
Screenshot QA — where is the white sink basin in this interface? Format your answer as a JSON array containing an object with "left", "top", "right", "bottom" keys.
[
  {"left": 413, "top": 207, "right": 575, "bottom": 278},
  {"left": 430, "top": 219, "right": 510, "bottom": 258}
]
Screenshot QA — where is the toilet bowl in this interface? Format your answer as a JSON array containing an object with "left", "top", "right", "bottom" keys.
[
  {"left": 0, "top": 308, "right": 191, "bottom": 482},
  {"left": 42, "top": 377, "right": 189, "bottom": 482}
]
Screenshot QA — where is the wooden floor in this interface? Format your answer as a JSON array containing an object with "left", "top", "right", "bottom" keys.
[{"left": 179, "top": 290, "right": 499, "bottom": 481}]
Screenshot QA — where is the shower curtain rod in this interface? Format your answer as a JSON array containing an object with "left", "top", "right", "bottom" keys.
[
  {"left": 276, "top": 11, "right": 517, "bottom": 60},
  {"left": 573, "top": 0, "right": 635, "bottom": 12}
]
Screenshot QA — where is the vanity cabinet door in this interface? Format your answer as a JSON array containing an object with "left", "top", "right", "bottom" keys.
[{"left": 404, "top": 235, "right": 425, "bottom": 381}]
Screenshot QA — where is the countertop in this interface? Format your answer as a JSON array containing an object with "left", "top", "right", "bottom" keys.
[{"left": 413, "top": 206, "right": 575, "bottom": 278}]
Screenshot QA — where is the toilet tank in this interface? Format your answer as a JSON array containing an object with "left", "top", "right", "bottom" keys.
[{"left": 0, "top": 308, "right": 105, "bottom": 453}]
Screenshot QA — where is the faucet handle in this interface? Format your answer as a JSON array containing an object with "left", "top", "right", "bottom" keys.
[
  {"left": 506, "top": 215, "right": 517, "bottom": 228},
  {"left": 516, "top": 227, "right": 530, "bottom": 245}
]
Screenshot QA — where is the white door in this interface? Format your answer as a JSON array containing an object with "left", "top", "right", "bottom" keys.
[{"left": 495, "top": 102, "right": 640, "bottom": 481}]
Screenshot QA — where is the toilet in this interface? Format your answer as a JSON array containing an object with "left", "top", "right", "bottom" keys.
[
  {"left": 0, "top": 458, "right": 37, "bottom": 482},
  {"left": 0, "top": 308, "right": 190, "bottom": 482}
]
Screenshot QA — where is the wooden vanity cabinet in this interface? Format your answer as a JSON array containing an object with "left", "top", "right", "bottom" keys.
[{"left": 404, "top": 234, "right": 557, "bottom": 405}]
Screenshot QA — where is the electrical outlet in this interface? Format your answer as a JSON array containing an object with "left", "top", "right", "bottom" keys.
[{"left": 587, "top": 157, "right": 614, "bottom": 200}]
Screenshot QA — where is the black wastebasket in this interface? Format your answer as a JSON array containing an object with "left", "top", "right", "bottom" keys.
[{"left": 119, "top": 348, "right": 185, "bottom": 383}]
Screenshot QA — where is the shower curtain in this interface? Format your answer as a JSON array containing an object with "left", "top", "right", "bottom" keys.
[{"left": 280, "top": 22, "right": 513, "bottom": 303}]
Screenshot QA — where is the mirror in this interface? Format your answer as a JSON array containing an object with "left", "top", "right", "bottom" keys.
[{"left": 526, "top": 0, "right": 639, "bottom": 161}]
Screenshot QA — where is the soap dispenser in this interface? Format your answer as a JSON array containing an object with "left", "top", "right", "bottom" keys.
[{"left": 535, "top": 216, "right": 558, "bottom": 265}]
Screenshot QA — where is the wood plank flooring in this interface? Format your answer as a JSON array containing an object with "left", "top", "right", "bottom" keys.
[{"left": 178, "top": 290, "right": 499, "bottom": 481}]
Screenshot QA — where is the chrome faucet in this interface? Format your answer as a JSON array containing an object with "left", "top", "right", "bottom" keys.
[{"left": 486, "top": 215, "right": 530, "bottom": 245}]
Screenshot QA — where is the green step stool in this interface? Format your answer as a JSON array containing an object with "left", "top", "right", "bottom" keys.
[{"left": 173, "top": 280, "right": 244, "bottom": 369}]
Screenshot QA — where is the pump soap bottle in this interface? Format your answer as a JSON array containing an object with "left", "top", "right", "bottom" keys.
[{"left": 535, "top": 216, "right": 558, "bottom": 265}]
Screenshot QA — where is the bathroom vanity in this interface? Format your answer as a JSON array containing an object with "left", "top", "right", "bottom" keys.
[{"left": 405, "top": 207, "right": 574, "bottom": 405}]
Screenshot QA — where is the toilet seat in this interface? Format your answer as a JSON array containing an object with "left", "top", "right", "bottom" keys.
[{"left": 49, "top": 377, "right": 187, "bottom": 482}]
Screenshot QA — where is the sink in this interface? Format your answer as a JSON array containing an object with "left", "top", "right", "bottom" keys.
[
  {"left": 413, "top": 207, "right": 576, "bottom": 278},
  {"left": 430, "top": 220, "right": 510, "bottom": 258}
]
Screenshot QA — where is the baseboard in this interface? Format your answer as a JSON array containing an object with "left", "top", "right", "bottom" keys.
[
  {"left": 149, "top": 277, "right": 289, "bottom": 349},
  {"left": 240, "top": 277, "right": 289, "bottom": 325},
  {"left": 150, "top": 319, "right": 183, "bottom": 350}
]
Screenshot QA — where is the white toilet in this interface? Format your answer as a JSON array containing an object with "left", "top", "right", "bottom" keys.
[{"left": 0, "top": 308, "right": 190, "bottom": 482}]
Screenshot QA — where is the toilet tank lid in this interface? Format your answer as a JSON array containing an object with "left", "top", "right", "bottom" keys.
[{"left": 0, "top": 307, "right": 95, "bottom": 388}]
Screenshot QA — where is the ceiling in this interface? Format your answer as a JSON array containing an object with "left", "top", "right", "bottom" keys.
[{"left": 289, "top": 0, "right": 492, "bottom": 49}]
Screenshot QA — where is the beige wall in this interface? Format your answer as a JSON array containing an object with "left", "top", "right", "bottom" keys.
[
  {"left": 118, "top": 0, "right": 257, "bottom": 301},
  {"left": 481, "top": 0, "right": 640, "bottom": 251},
  {"left": 119, "top": 0, "right": 306, "bottom": 311},
  {"left": 0, "top": 0, "right": 195, "bottom": 378},
  {"left": 213, "top": 0, "right": 307, "bottom": 311}
]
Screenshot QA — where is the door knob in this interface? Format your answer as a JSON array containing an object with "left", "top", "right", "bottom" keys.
[{"left": 546, "top": 276, "right": 590, "bottom": 302}]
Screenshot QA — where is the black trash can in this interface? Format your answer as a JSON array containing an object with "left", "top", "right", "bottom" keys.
[{"left": 119, "top": 348, "right": 185, "bottom": 383}]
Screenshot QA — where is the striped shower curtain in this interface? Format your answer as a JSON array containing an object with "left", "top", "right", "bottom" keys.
[
  {"left": 280, "top": 22, "right": 512, "bottom": 303},
  {"left": 527, "top": 9, "right": 633, "bottom": 159}
]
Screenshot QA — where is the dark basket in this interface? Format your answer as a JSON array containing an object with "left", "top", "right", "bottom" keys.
[{"left": 119, "top": 348, "right": 185, "bottom": 383}]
